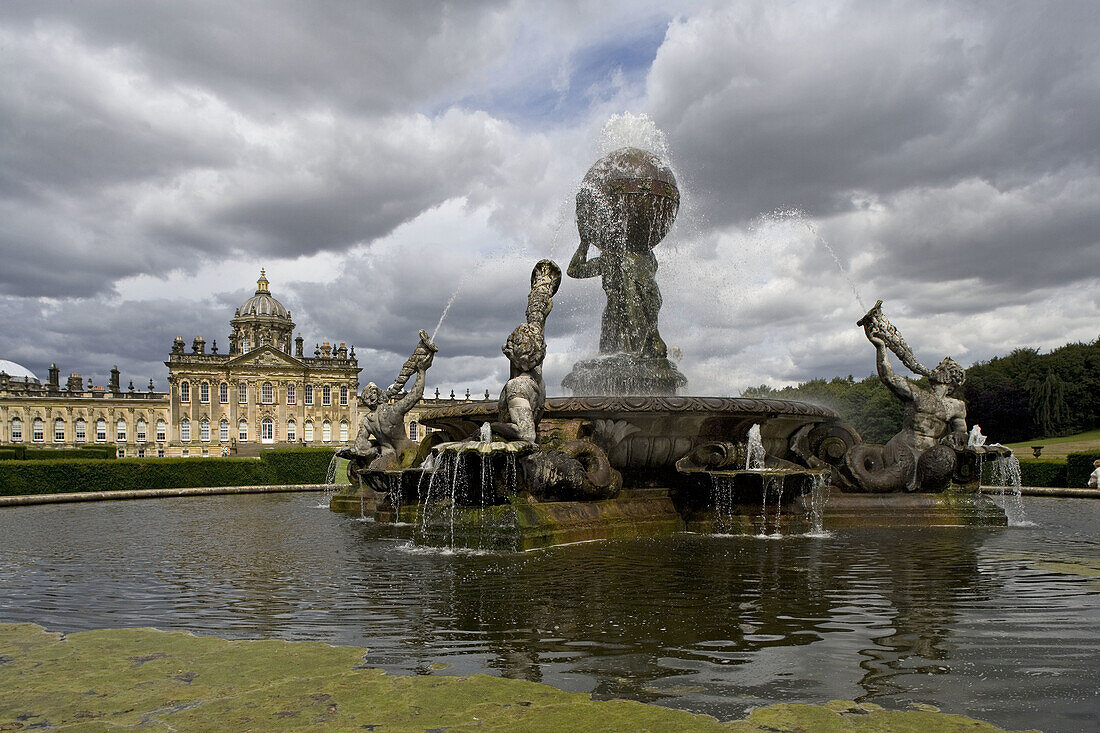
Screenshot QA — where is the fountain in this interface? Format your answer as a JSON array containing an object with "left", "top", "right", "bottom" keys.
[{"left": 331, "top": 144, "right": 1010, "bottom": 547}]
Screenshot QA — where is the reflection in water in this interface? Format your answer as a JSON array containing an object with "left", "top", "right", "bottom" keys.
[{"left": 0, "top": 495, "right": 1096, "bottom": 732}]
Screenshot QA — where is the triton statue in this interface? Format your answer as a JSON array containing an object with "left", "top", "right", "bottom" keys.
[
  {"left": 340, "top": 330, "right": 436, "bottom": 472},
  {"left": 844, "top": 301, "right": 993, "bottom": 492}
]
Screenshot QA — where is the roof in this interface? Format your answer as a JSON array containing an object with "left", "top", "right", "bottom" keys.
[{"left": 0, "top": 359, "right": 40, "bottom": 383}]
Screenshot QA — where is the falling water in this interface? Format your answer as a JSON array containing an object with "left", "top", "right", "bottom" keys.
[
  {"left": 768, "top": 208, "right": 865, "bottom": 311},
  {"left": 988, "top": 453, "right": 1031, "bottom": 527},
  {"left": 317, "top": 449, "right": 342, "bottom": 508},
  {"left": 711, "top": 475, "right": 736, "bottom": 534},
  {"left": 745, "top": 425, "right": 765, "bottom": 470},
  {"left": 479, "top": 422, "right": 492, "bottom": 443},
  {"left": 805, "top": 473, "right": 829, "bottom": 536},
  {"left": 968, "top": 424, "right": 987, "bottom": 447}
]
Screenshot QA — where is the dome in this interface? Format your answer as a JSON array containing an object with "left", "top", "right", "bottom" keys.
[
  {"left": 0, "top": 359, "right": 40, "bottom": 384},
  {"left": 237, "top": 269, "right": 290, "bottom": 319}
]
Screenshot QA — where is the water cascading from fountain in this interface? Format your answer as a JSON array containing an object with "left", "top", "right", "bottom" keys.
[
  {"left": 804, "top": 473, "right": 829, "bottom": 536},
  {"left": 765, "top": 208, "right": 865, "bottom": 311},
  {"left": 988, "top": 454, "right": 1031, "bottom": 526},
  {"left": 745, "top": 424, "right": 765, "bottom": 470}
]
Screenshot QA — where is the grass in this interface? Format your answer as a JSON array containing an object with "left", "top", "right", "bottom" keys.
[{"left": 1003, "top": 428, "right": 1100, "bottom": 459}]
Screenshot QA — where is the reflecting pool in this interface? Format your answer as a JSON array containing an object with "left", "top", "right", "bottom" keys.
[{"left": 1, "top": 494, "right": 1096, "bottom": 731}]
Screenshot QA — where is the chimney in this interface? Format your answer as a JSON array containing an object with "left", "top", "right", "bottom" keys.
[
  {"left": 47, "top": 363, "right": 60, "bottom": 391},
  {"left": 109, "top": 365, "right": 121, "bottom": 394},
  {"left": 192, "top": 336, "right": 206, "bottom": 354}
]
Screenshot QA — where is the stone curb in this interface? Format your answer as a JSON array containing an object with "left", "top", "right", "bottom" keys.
[
  {"left": 980, "top": 485, "right": 1100, "bottom": 498},
  {"left": 0, "top": 483, "right": 349, "bottom": 507}
]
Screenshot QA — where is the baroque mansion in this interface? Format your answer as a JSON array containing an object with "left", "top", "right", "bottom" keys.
[{"left": 0, "top": 271, "right": 478, "bottom": 457}]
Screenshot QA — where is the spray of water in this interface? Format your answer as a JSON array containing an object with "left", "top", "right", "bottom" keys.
[{"left": 767, "top": 208, "right": 866, "bottom": 311}]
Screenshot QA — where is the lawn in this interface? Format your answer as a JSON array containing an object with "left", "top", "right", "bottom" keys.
[{"left": 1003, "top": 429, "right": 1100, "bottom": 459}]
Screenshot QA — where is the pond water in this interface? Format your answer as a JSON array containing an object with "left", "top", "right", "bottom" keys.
[{"left": 1, "top": 494, "right": 1096, "bottom": 731}]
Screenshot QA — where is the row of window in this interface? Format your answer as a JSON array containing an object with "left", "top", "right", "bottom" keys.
[
  {"left": 179, "top": 381, "right": 348, "bottom": 406},
  {"left": 7, "top": 417, "right": 350, "bottom": 443}
]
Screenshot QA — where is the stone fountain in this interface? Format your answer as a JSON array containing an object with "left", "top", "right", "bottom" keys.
[{"left": 331, "top": 145, "right": 1009, "bottom": 547}]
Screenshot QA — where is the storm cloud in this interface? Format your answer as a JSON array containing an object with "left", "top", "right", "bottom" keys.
[{"left": 1, "top": 0, "right": 1097, "bottom": 396}]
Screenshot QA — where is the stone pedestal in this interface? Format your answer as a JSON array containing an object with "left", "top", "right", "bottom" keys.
[{"left": 562, "top": 353, "right": 686, "bottom": 396}]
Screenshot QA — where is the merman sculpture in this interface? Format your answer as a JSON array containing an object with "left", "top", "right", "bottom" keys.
[
  {"left": 562, "top": 147, "right": 687, "bottom": 395},
  {"left": 843, "top": 301, "right": 1002, "bottom": 492},
  {"left": 340, "top": 330, "right": 436, "bottom": 472},
  {"left": 494, "top": 259, "right": 561, "bottom": 442}
]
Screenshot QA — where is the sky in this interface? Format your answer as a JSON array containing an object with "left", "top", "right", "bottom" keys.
[{"left": 1, "top": 0, "right": 1098, "bottom": 397}]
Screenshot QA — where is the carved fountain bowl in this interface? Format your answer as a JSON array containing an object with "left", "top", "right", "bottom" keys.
[{"left": 419, "top": 395, "right": 846, "bottom": 473}]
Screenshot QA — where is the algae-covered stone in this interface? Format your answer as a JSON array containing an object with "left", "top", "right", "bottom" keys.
[{"left": 0, "top": 623, "right": 1038, "bottom": 732}]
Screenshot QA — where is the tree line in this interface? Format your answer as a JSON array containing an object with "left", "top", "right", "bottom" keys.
[{"left": 742, "top": 338, "right": 1100, "bottom": 445}]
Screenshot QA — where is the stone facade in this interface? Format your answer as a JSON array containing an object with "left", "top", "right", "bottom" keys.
[{"left": 0, "top": 271, "right": 492, "bottom": 457}]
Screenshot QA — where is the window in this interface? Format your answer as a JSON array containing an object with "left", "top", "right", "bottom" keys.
[
  {"left": 138, "top": 448, "right": 145, "bottom": 458},
  {"left": 339, "top": 420, "right": 349, "bottom": 442},
  {"left": 182, "top": 448, "right": 189, "bottom": 458},
  {"left": 96, "top": 418, "right": 107, "bottom": 442},
  {"left": 304, "top": 384, "right": 313, "bottom": 405},
  {"left": 200, "top": 418, "right": 210, "bottom": 442},
  {"left": 262, "top": 382, "right": 274, "bottom": 404},
  {"left": 238, "top": 419, "right": 248, "bottom": 441},
  {"left": 117, "top": 449, "right": 124, "bottom": 458},
  {"left": 339, "top": 385, "right": 348, "bottom": 406},
  {"left": 74, "top": 418, "right": 86, "bottom": 442},
  {"left": 219, "top": 419, "right": 229, "bottom": 442},
  {"left": 287, "top": 384, "right": 296, "bottom": 404},
  {"left": 261, "top": 417, "right": 274, "bottom": 443},
  {"left": 180, "top": 418, "right": 191, "bottom": 442},
  {"left": 10, "top": 418, "right": 21, "bottom": 442},
  {"left": 201, "top": 448, "right": 208, "bottom": 457},
  {"left": 54, "top": 418, "right": 65, "bottom": 442},
  {"left": 156, "top": 419, "right": 166, "bottom": 442},
  {"left": 136, "top": 419, "right": 146, "bottom": 443},
  {"left": 32, "top": 418, "right": 44, "bottom": 442},
  {"left": 157, "top": 448, "right": 165, "bottom": 458},
  {"left": 116, "top": 418, "right": 126, "bottom": 442},
  {"left": 238, "top": 381, "right": 248, "bottom": 403},
  {"left": 219, "top": 382, "right": 229, "bottom": 403},
  {"left": 322, "top": 385, "right": 331, "bottom": 406},
  {"left": 180, "top": 381, "right": 190, "bottom": 403},
  {"left": 200, "top": 381, "right": 209, "bottom": 403},
  {"left": 322, "top": 420, "right": 332, "bottom": 442},
  {"left": 409, "top": 421, "right": 418, "bottom": 441},
  {"left": 241, "top": 339, "right": 250, "bottom": 352},
  {"left": 304, "top": 420, "right": 314, "bottom": 442},
  {"left": 286, "top": 419, "right": 296, "bottom": 442}
]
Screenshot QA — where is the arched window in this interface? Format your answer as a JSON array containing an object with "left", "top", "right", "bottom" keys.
[
  {"left": 304, "top": 384, "right": 313, "bottom": 405},
  {"left": 238, "top": 419, "right": 248, "bottom": 441},
  {"left": 219, "top": 382, "right": 229, "bottom": 403},
  {"left": 74, "top": 418, "right": 86, "bottom": 442},
  {"left": 238, "top": 381, "right": 248, "bottom": 403},
  {"left": 116, "top": 418, "right": 126, "bottom": 442},
  {"left": 155, "top": 419, "right": 166, "bottom": 442},
  {"left": 219, "top": 419, "right": 229, "bottom": 442},
  {"left": 180, "top": 418, "right": 191, "bottom": 442},
  {"left": 262, "top": 382, "right": 274, "bottom": 404},
  {"left": 180, "top": 381, "right": 190, "bottom": 403},
  {"left": 54, "top": 418, "right": 65, "bottom": 442},
  {"left": 96, "top": 418, "right": 107, "bottom": 442},
  {"left": 136, "top": 419, "right": 147, "bottom": 443},
  {"left": 304, "top": 420, "right": 314, "bottom": 442},
  {"left": 32, "top": 418, "right": 44, "bottom": 442},
  {"left": 9, "top": 417, "right": 22, "bottom": 442},
  {"left": 339, "top": 385, "right": 348, "bottom": 406},
  {"left": 200, "top": 381, "right": 209, "bottom": 403},
  {"left": 200, "top": 418, "right": 210, "bottom": 442},
  {"left": 409, "top": 421, "right": 418, "bottom": 441},
  {"left": 339, "top": 420, "right": 349, "bottom": 442},
  {"left": 322, "top": 420, "right": 332, "bottom": 442},
  {"left": 287, "top": 383, "right": 296, "bottom": 404},
  {"left": 322, "top": 385, "right": 331, "bottom": 406},
  {"left": 286, "top": 419, "right": 296, "bottom": 442},
  {"left": 261, "top": 417, "right": 274, "bottom": 443}
]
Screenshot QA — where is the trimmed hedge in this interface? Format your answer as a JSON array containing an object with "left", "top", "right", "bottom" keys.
[
  {"left": 982, "top": 458, "right": 1067, "bottom": 488},
  {"left": 0, "top": 446, "right": 115, "bottom": 461},
  {"left": 261, "top": 447, "right": 339, "bottom": 485},
  {"left": 0, "top": 447, "right": 341, "bottom": 496},
  {"left": 1067, "top": 452, "right": 1100, "bottom": 488}
]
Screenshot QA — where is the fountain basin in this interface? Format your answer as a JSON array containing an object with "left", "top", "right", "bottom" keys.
[{"left": 419, "top": 395, "right": 850, "bottom": 479}]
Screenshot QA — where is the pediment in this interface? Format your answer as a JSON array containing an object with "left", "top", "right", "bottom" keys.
[{"left": 226, "top": 346, "right": 305, "bottom": 370}]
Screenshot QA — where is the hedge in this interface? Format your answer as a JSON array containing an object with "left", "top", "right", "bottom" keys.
[
  {"left": 1067, "top": 451, "right": 1100, "bottom": 488},
  {"left": 0, "top": 447, "right": 341, "bottom": 496},
  {"left": 983, "top": 458, "right": 1067, "bottom": 488},
  {"left": 0, "top": 446, "right": 115, "bottom": 461},
  {"left": 261, "top": 447, "right": 339, "bottom": 485}
]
